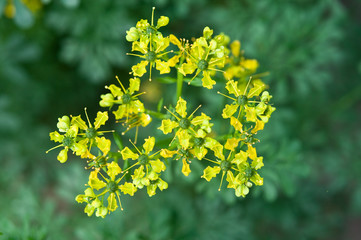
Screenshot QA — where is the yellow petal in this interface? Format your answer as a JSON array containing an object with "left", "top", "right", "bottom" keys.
[
  {"left": 57, "top": 148, "right": 68, "bottom": 163},
  {"left": 107, "top": 161, "right": 121, "bottom": 180},
  {"left": 155, "top": 59, "right": 171, "bottom": 74},
  {"left": 252, "top": 120, "right": 265, "bottom": 134},
  {"left": 143, "top": 136, "right": 155, "bottom": 154},
  {"left": 160, "top": 149, "right": 177, "bottom": 158},
  {"left": 225, "top": 80, "right": 241, "bottom": 97},
  {"left": 230, "top": 116, "right": 243, "bottom": 132},
  {"left": 132, "top": 61, "right": 148, "bottom": 77},
  {"left": 158, "top": 119, "right": 178, "bottom": 134},
  {"left": 96, "top": 137, "right": 111, "bottom": 156},
  {"left": 201, "top": 71, "right": 216, "bottom": 89},
  {"left": 230, "top": 40, "right": 241, "bottom": 57},
  {"left": 175, "top": 97, "right": 187, "bottom": 118},
  {"left": 150, "top": 159, "right": 166, "bottom": 173},
  {"left": 222, "top": 104, "right": 238, "bottom": 119},
  {"left": 247, "top": 145, "right": 257, "bottom": 160},
  {"left": 202, "top": 166, "right": 221, "bottom": 181},
  {"left": 107, "top": 193, "right": 118, "bottom": 212},
  {"left": 50, "top": 131, "right": 64, "bottom": 143},
  {"left": 224, "top": 138, "right": 241, "bottom": 151},
  {"left": 129, "top": 77, "right": 140, "bottom": 94},
  {"left": 121, "top": 147, "right": 139, "bottom": 160},
  {"left": 119, "top": 182, "right": 137, "bottom": 196},
  {"left": 182, "top": 158, "right": 191, "bottom": 176},
  {"left": 94, "top": 111, "right": 108, "bottom": 129}
]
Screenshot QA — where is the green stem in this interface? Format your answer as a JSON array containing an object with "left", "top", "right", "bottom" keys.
[
  {"left": 175, "top": 57, "right": 185, "bottom": 103},
  {"left": 144, "top": 109, "right": 167, "bottom": 119}
]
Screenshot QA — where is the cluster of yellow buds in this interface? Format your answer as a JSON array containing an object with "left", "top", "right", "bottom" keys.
[{"left": 47, "top": 8, "right": 275, "bottom": 218}]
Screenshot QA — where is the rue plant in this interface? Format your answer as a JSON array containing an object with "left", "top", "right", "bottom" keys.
[{"left": 47, "top": 8, "right": 275, "bottom": 218}]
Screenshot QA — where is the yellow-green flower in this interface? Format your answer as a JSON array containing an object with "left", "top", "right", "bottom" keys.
[
  {"left": 77, "top": 161, "right": 137, "bottom": 217},
  {"left": 220, "top": 79, "right": 270, "bottom": 128},
  {"left": 47, "top": 115, "right": 80, "bottom": 163},
  {"left": 224, "top": 40, "right": 259, "bottom": 80},
  {"left": 129, "top": 34, "right": 172, "bottom": 80},
  {"left": 100, "top": 76, "right": 145, "bottom": 121},
  {"left": 125, "top": 7, "right": 169, "bottom": 43},
  {"left": 201, "top": 142, "right": 264, "bottom": 197},
  {"left": 178, "top": 27, "right": 227, "bottom": 89},
  {"left": 158, "top": 97, "right": 212, "bottom": 150},
  {"left": 71, "top": 110, "right": 111, "bottom": 159},
  {"left": 121, "top": 136, "right": 167, "bottom": 195}
]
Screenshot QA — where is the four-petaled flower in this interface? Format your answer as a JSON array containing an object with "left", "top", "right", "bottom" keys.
[{"left": 178, "top": 27, "right": 227, "bottom": 89}]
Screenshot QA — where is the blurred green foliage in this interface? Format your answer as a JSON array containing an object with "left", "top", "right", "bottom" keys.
[{"left": 1, "top": 0, "right": 361, "bottom": 239}]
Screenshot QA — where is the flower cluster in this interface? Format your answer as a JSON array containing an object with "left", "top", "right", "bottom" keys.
[{"left": 47, "top": 8, "right": 275, "bottom": 218}]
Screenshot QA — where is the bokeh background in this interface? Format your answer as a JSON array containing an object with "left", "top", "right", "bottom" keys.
[{"left": 1, "top": 0, "right": 361, "bottom": 239}]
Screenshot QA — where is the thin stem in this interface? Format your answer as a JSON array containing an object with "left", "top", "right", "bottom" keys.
[
  {"left": 176, "top": 57, "right": 185, "bottom": 103},
  {"left": 144, "top": 109, "right": 167, "bottom": 119}
]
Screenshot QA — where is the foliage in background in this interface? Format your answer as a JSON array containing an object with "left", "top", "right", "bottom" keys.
[{"left": 1, "top": 0, "right": 361, "bottom": 239}]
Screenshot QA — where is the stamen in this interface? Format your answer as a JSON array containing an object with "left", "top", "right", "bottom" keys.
[
  {"left": 157, "top": 50, "right": 174, "bottom": 57},
  {"left": 229, "top": 79, "right": 240, "bottom": 97},
  {"left": 121, "top": 162, "right": 139, "bottom": 174},
  {"left": 243, "top": 76, "right": 253, "bottom": 96},
  {"left": 217, "top": 91, "right": 236, "bottom": 101},
  {"left": 129, "top": 139, "right": 142, "bottom": 154},
  {"left": 116, "top": 192, "right": 124, "bottom": 211},
  {"left": 207, "top": 68, "right": 226, "bottom": 74},
  {"left": 151, "top": 7, "right": 155, "bottom": 26},
  {"left": 150, "top": 149, "right": 162, "bottom": 158},
  {"left": 134, "top": 126, "right": 139, "bottom": 144},
  {"left": 84, "top": 107, "right": 92, "bottom": 128},
  {"left": 188, "top": 104, "right": 202, "bottom": 119},
  {"left": 126, "top": 53, "right": 145, "bottom": 58},
  {"left": 188, "top": 70, "right": 201, "bottom": 85},
  {"left": 45, "top": 144, "right": 63, "bottom": 153},
  {"left": 115, "top": 76, "right": 127, "bottom": 93},
  {"left": 203, "top": 157, "right": 220, "bottom": 165},
  {"left": 218, "top": 171, "right": 226, "bottom": 191},
  {"left": 132, "top": 92, "right": 146, "bottom": 98},
  {"left": 149, "top": 61, "right": 152, "bottom": 81},
  {"left": 163, "top": 106, "right": 180, "bottom": 121}
]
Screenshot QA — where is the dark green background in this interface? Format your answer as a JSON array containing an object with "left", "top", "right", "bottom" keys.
[{"left": 1, "top": 0, "right": 361, "bottom": 239}]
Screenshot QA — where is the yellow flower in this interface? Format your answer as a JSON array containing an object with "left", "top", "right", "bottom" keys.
[
  {"left": 224, "top": 40, "right": 259, "bottom": 80},
  {"left": 158, "top": 97, "right": 212, "bottom": 150},
  {"left": 101, "top": 76, "right": 145, "bottom": 121},
  {"left": 178, "top": 27, "right": 227, "bottom": 89}
]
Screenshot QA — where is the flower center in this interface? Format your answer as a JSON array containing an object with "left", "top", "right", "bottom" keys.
[
  {"left": 179, "top": 148, "right": 191, "bottom": 158},
  {"left": 86, "top": 128, "right": 97, "bottom": 139},
  {"left": 138, "top": 154, "right": 149, "bottom": 165},
  {"left": 107, "top": 181, "right": 118, "bottom": 193},
  {"left": 220, "top": 160, "right": 232, "bottom": 172},
  {"left": 146, "top": 26, "right": 156, "bottom": 35},
  {"left": 179, "top": 118, "right": 191, "bottom": 129},
  {"left": 194, "top": 137, "right": 204, "bottom": 147},
  {"left": 237, "top": 95, "right": 248, "bottom": 106},
  {"left": 121, "top": 93, "right": 132, "bottom": 104},
  {"left": 233, "top": 56, "right": 241, "bottom": 65},
  {"left": 146, "top": 51, "right": 157, "bottom": 62},
  {"left": 246, "top": 135, "right": 254, "bottom": 144},
  {"left": 197, "top": 59, "right": 208, "bottom": 71},
  {"left": 244, "top": 167, "right": 253, "bottom": 178},
  {"left": 62, "top": 136, "right": 73, "bottom": 147}
]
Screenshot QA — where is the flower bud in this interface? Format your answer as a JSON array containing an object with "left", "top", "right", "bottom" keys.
[
  {"left": 57, "top": 116, "right": 70, "bottom": 132},
  {"left": 126, "top": 27, "right": 140, "bottom": 42},
  {"left": 157, "top": 16, "right": 169, "bottom": 28},
  {"left": 100, "top": 93, "right": 114, "bottom": 108}
]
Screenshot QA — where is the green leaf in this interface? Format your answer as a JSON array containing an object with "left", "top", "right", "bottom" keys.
[
  {"left": 113, "top": 132, "right": 124, "bottom": 150},
  {"left": 156, "top": 77, "right": 177, "bottom": 84},
  {"left": 157, "top": 98, "right": 164, "bottom": 112}
]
